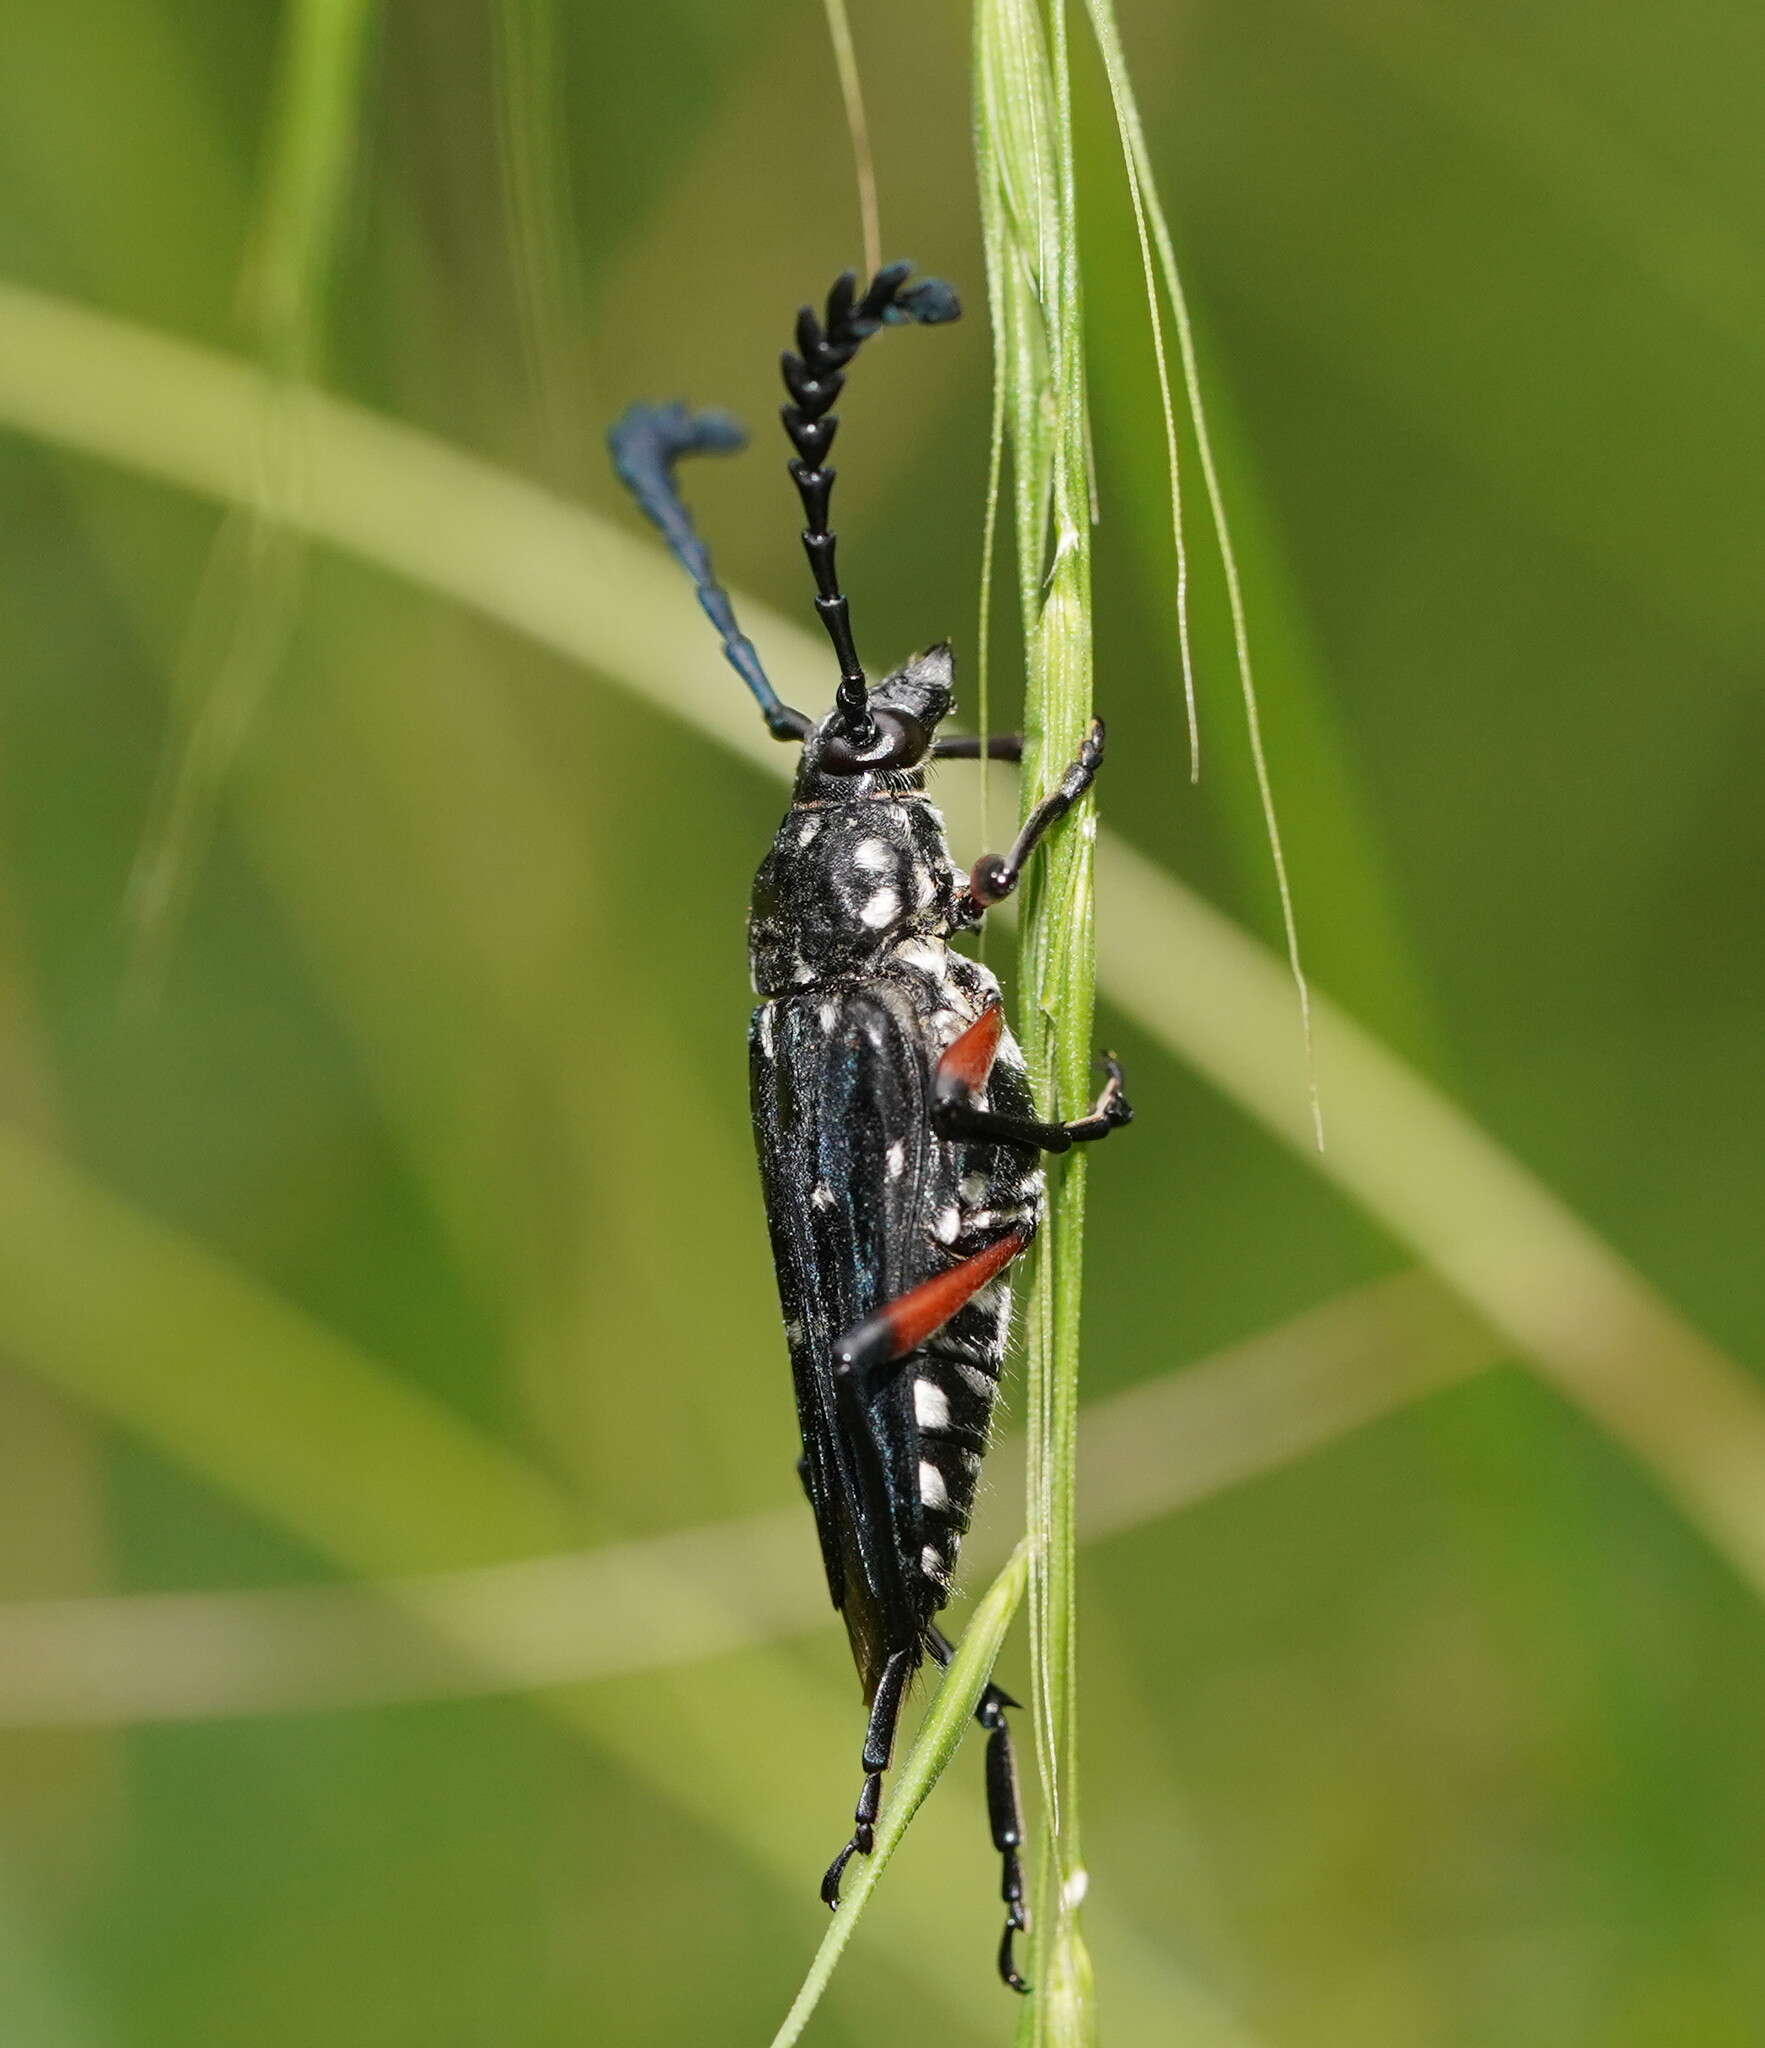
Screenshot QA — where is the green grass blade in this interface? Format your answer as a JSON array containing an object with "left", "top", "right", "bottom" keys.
[
  {"left": 821, "top": 0, "right": 882, "bottom": 278},
  {"left": 0, "top": 1121, "right": 1017, "bottom": 2035},
  {"left": 1083, "top": 0, "right": 1321, "bottom": 1146},
  {"left": 767, "top": 1543, "right": 1030, "bottom": 2048},
  {"left": 125, "top": 0, "right": 376, "bottom": 989},
  {"left": 1083, "top": 18, "right": 1195, "bottom": 779},
  {"left": 0, "top": 1274, "right": 1494, "bottom": 1727},
  {"left": 492, "top": 0, "right": 592, "bottom": 474},
  {"left": 4, "top": 282, "right": 1764, "bottom": 1610}
]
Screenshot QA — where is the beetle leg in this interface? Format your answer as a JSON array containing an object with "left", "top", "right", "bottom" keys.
[
  {"left": 959, "top": 716, "right": 1106, "bottom": 916},
  {"left": 933, "top": 731, "right": 1024, "bottom": 762},
  {"left": 932, "top": 1006, "right": 1132, "bottom": 1154},
  {"left": 821, "top": 1643, "right": 917, "bottom": 1906},
  {"left": 819, "top": 1230, "right": 1036, "bottom": 1907},
  {"left": 830, "top": 1228, "right": 1032, "bottom": 1395},
  {"left": 926, "top": 1626, "right": 1031, "bottom": 1992}
]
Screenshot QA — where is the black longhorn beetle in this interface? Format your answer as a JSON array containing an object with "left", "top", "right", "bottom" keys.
[{"left": 608, "top": 261, "right": 1131, "bottom": 1993}]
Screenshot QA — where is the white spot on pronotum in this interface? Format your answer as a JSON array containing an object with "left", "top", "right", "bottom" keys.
[
  {"left": 818, "top": 1001, "right": 839, "bottom": 1032},
  {"left": 931, "top": 1010, "right": 962, "bottom": 1046},
  {"left": 913, "top": 862, "right": 936, "bottom": 908},
  {"left": 812, "top": 1183, "right": 836, "bottom": 1212},
  {"left": 885, "top": 1140, "right": 906, "bottom": 1180},
  {"left": 933, "top": 1205, "right": 961, "bottom": 1245},
  {"left": 920, "top": 1545, "right": 945, "bottom": 1579},
  {"left": 898, "top": 937, "right": 945, "bottom": 978},
  {"left": 918, "top": 1460, "right": 948, "bottom": 1510},
  {"left": 853, "top": 837, "right": 893, "bottom": 874},
  {"left": 914, "top": 1378, "right": 951, "bottom": 1431},
  {"left": 959, "top": 1173, "right": 989, "bottom": 1204},
  {"left": 1062, "top": 1867, "right": 1090, "bottom": 1909},
  {"left": 859, "top": 885, "right": 901, "bottom": 929}
]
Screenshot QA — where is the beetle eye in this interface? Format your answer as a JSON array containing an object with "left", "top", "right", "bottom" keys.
[{"left": 820, "top": 710, "right": 930, "bottom": 775}]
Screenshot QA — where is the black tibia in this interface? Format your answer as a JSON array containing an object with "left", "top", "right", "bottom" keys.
[
  {"left": 936, "top": 1052, "right": 1132, "bottom": 1155},
  {"left": 933, "top": 731, "right": 1025, "bottom": 762},
  {"left": 779, "top": 264, "right": 959, "bottom": 748},
  {"left": 963, "top": 716, "right": 1107, "bottom": 912},
  {"left": 928, "top": 1626, "right": 1030, "bottom": 1994},
  {"left": 821, "top": 1644, "right": 915, "bottom": 1907},
  {"left": 932, "top": 1004, "right": 1132, "bottom": 1155}
]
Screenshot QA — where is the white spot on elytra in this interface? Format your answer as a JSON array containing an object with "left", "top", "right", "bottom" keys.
[
  {"left": 859, "top": 885, "right": 901, "bottom": 929},
  {"left": 920, "top": 1544, "right": 946, "bottom": 1579},
  {"left": 812, "top": 1183, "right": 836, "bottom": 1211},
  {"left": 885, "top": 1140, "right": 906, "bottom": 1180},
  {"left": 913, "top": 863, "right": 935, "bottom": 907},
  {"left": 914, "top": 1377, "right": 951, "bottom": 1431},
  {"left": 756, "top": 1006, "right": 774, "bottom": 1057},
  {"left": 967, "top": 1205, "right": 1034, "bottom": 1235},
  {"left": 784, "top": 1319, "right": 804, "bottom": 1345},
  {"left": 933, "top": 1205, "right": 961, "bottom": 1245},
  {"left": 918, "top": 1459, "right": 948, "bottom": 1510},
  {"left": 853, "top": 837, "right": 893, "bottom": 874},
  {"left": 791, "top": 960, "right": 815, "bottom": 984},
  {"left": 818, "top": 1000, "right": 839, "bottom": 1031},
  {"left": 797, "top": 816, "right": 820, "bottom": 845}
]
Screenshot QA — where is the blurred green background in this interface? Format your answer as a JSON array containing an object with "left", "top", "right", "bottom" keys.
[{"left": 2, "top": 1, "right": 1764, "bottom": 2042}]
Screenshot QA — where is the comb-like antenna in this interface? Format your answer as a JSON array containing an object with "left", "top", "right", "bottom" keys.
[
  {"left": 608, "top": 403, "right": 810, "bottom": 741},
  {"left": 780, "top": 262, "right": 959, "bottom": 747}
]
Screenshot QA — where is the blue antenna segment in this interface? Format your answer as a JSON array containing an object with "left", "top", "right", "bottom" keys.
[{"left": 608, "top": 403, "right": 808, "bottom": 740}]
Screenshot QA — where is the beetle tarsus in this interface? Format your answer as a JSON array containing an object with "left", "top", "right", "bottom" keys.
[
  {"left": 820, "top": 1837, "right": 862, "bottom": 1908},
  {"left": 999, "top": 1913, "right": 1029, "bottom": 1995}
]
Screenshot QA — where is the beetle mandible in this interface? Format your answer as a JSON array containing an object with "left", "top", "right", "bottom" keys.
[{"left": 609, "top": 262, "right": 1131, "bottom": 1992}]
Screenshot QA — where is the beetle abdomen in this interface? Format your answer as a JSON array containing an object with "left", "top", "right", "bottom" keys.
[{"left": 752, "top": 935, "right": 1043, "bottom": 1641}]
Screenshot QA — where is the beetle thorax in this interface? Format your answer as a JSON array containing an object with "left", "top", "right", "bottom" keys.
[{"left": 748, "top": 795, "right": 960, "bottom": 995}]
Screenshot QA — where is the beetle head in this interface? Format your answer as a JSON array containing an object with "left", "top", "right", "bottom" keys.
[{"left": 802, "top": 643, "right": 955, "bottom": 786}]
